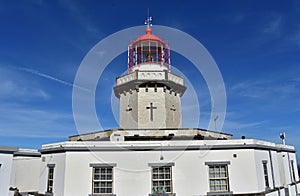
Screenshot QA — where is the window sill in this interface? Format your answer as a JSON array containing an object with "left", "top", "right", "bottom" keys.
[
  {"left": 207, "top": 191, "right": 233, "bottom": 195},
  {"left": 149, "top": 194, "right": 176, "bottom": 196},
  {"left": 88, "top": 194, "right": 116, "bottom": 196}
]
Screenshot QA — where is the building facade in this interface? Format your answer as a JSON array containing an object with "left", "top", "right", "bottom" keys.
[
  {"left": 0, "top": 146, "right": 40, "bottom": 196},
  {"left": 1, "top": 19, "right": 300, "bottom": 196},
  {"left": 37, "top": 139, "right": 299, "bottom": 196}
]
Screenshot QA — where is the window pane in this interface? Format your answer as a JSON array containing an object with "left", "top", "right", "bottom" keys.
[
  {"left": 152, "top": 166, "right": 172, "bottom": 194},
  {"left": 94, "top": 182, "right": 100, "bottom": 187},
  {"left": 94, "top": 168, "right": 100, "bottom": 174},
  {"left": 209, "top": 165, "right": 229, "bottom": 192},
  {"left": 92, "top": 167, "right": 113, "bottom": 194},
  {"left": 94, "top": 188, "right": 100, "bottom": 193},
  {"left": 166, "top": 187, "right": 171, "bottom": 192},
  {"left": 94, "top": 174, "right": 100, "bottom": 180}
]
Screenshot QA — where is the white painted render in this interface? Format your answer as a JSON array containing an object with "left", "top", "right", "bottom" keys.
[
  {"left": 38, "top": 139, "right": 300, "bottom": 196},
  {"left": 0, "top": 153, "right": 14, "bottom": 196},
  {"left": 11, "top": 156, "right": 41, "bottom": 193}
]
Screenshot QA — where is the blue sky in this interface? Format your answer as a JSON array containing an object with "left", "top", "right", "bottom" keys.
[{"left": 0, "top": 0, "right": 300, "bottom": 161}]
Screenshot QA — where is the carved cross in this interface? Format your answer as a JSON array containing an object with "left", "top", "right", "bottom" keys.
[{"left": 146, "top": 103, "right": 157, "bottom": 121}]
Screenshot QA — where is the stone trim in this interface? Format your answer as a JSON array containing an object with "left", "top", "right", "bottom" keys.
[
  {"left": 148, "top": 162, "right": 175, "bottom": 167},
  {"left": 207, "top": 191, "right": 233, "bottom": 195},
  {"left": 89, "top": 163, "right": 117, "bottom": 167},
  {"left": 47, "top": 164, "right": 55, "bottom": 168},
  {"left": 205, "top": 161, "right": 231, "bottom": 166}
]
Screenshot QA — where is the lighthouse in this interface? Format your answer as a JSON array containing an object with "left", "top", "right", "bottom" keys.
[{"left": 114, "top": 17, "right": 186, "bottom": 129}]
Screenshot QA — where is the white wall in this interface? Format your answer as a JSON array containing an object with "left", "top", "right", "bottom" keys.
[
  {"left": 39, "top": 140, "right": 300, "bottom": 196},
  {"left": 39, "top": 153, "right": 66, "bottom": 195},
  {"left": 254, "top": 150, "right": 273, "bottom": 191},
  {"left": 44, "top": 148, "right": 276, "bottom": 195},
  {"left": 0, "top": 153, "right": 14, "bottom": 196},
  {"left": 12, "top": 156, "right": 41, "bottom": 193}
]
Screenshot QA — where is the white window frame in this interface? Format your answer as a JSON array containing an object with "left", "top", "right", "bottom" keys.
[
  {"left": 89, "top": 163, "right": 116, "bottom": 196},
  {"left": 46, "top": 164, "right": 55, "bottom": 194},
  {"left": 205, "top": 161, "right": 232, "bottom": 195},
  {"left": 262, "top": 160, "right": 270, "bottom": 188},
  {"left": 149, "top": 163, "right": 174, "bottom": 195}
]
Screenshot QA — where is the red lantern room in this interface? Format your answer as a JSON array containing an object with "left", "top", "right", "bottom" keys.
[{"left": 128, "top": 17, "right": 171, "bottom": 72}]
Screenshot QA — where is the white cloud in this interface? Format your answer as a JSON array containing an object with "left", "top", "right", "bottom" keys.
[
  {"left": 58, "top": 0, "right": 103, "bottom": 38},
  {"left": 0, "top": 66, "right": 50, "bottom": 100},
  {"left": 230, "top": 75, "right": 300, "bottom": 100},
  {"left": 20, "top": 67, "right": 91, "bottom": 93},
  {"left": 0, "top": 103, "right": 74, "bottom": 138},
  {"left": 263, "top": 16, "right": 282, "bottom": 36}
]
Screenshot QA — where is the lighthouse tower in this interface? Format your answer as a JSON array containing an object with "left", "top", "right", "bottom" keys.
[{"left": 114, "top": 17, "right": 186, "bottom": 129}]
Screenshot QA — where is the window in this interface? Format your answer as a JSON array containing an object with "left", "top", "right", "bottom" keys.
[
  {"left": 291, "top": 160, "right": 296, "bottom": 182},
  {"left": 47, "top": 164, "right": 55, "bottom": 193},
  {"left": 149, "top": 163, "right": 174, "bottom": 194},
  {"left": 92, "top": 167, "right": 113, "bottom": 194},
  {"left": 152, "top": 166, "right": 172, "bottom": 193},
  {"left": 90, "top": 163, "right": 116, "bottom": 195},
  {"left": 262, "top": 161, "right": 270, "bottom": 188},
  {"left": 208, "top": 164, "right": 229, "bottom": 192}
]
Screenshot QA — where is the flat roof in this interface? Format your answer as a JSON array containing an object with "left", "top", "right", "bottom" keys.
[
  {"left": 69, "top": 128, "right": 233, "bottom": 142},
  {"left": 40, "top": 139, "right": 295, "bottom": 154}
]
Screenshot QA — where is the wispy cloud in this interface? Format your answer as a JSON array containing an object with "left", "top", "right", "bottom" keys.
[
  {"left": 223, "top": 119, "right": 266, "bottom": 131},
  {"left": 288, "top": 27, "right": 300, "bottom": 47},
  {"left": 58, "top": 0, "right": 103, "bottom": 38},
  {"left": 19, "top": 67, "right": 91, "bottom": 93},
  {"left": 230, "top": 75, "right": 300, "bottom": 100},
  {"left": 0, "top": 103, "right": 74, "bottom": 138},
  {"left": 0, "top": 66, "right": 49, "bottom": 100},
  {"left": 262, "top": 16, "right": 282, "bottom": 36}
]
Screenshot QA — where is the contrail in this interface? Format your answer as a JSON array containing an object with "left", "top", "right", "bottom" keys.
[{"left": 20, "top": 67, "right": 91, "bottom": 93}]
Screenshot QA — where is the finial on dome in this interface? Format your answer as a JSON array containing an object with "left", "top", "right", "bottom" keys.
[{"left": 144, "top": 8, "right": 152, "bottom": 28}]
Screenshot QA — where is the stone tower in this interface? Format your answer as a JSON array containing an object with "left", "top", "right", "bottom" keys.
[{"left": 114, "top": 18, "right": 186, "bottom": 129}]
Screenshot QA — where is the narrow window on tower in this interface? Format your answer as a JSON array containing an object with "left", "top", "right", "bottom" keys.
[
  {"left": 90, "top": 163, "right": 116, "bottom": 195},
  {"left": 291, "top": 160, "right": 296, "bottom": 182},
  {"left": 46, "top": 164, "right": 55, "bottom": 194},
  {"left": 262, "top": 161, "right": 270, "bottom": 189},
  {"left": 205, "top": 161, "right": 232, "bottom": 194}
]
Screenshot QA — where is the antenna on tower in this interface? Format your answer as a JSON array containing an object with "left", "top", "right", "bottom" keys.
[
  {"left": 145, "top": 8, "right": 152, "bottom": 27},
  {"left": 280, "top": 132, "right": 286, "bottom": 145}
]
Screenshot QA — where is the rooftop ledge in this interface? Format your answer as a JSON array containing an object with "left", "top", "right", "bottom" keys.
[{"left": 40, "top": 139, "right": 295, "bottom": 153}]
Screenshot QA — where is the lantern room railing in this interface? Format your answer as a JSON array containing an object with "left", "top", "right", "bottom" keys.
[{"left": 128, "top": 40, "right": 170, "bottom": 72}]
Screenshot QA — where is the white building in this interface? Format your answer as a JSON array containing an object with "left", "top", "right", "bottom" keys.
[
  {"left": 0, "top": 146, "right": 40, "bottom": 196},
  {"left": 1, "top": 19, "right": 299, "bottom": 196}
]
